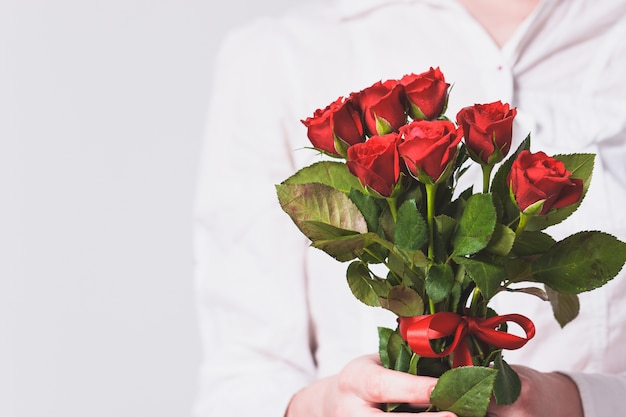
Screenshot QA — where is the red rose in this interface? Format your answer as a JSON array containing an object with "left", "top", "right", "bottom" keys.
[
  {"left": 301, "top": 96, "right": 364, "bottom": 156},
  {"left": 400, "top": 67, "right": 449, "bottom": 120},
  {"left": 346, "top": 133, "right": 401, "bottom": 197},
  {"left": 456, "top": 101, "right": 517, "bottom": 164},
  {"left": 398, "top": 120, "right": 462, "bottom": 183},
  {"left": 507, "top": 150, "right": 583, "bottom": 215},
  {"left": 352, "top": 79, "right": 406, "bottom": 137}
]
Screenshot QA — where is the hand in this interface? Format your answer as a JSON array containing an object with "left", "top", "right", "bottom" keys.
[
  {"left": 285, "top": 353, "right": 456, "bottom": 417},
  {"left": 487, "top": 365, "right": 583, "bottom": 417}
]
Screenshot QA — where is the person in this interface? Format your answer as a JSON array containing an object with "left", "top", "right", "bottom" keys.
[{"left": 192, "top": 0, "right": 626, "bottom": 416}]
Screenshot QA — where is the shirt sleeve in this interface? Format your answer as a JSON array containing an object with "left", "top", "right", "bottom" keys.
[
  {"left": 565, "top": 372, "right": 626, "bottom": 417},
  {"left": 192, "top": 21, "right": 317, "bottom": 417}
]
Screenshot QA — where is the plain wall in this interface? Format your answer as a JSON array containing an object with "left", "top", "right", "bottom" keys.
[{"left": 0, "top": 0, "right": 312, "bottom": 416}]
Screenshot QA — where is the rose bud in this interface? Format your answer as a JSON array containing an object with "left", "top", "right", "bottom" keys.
[
  {"left": 346, "top": 133, "right": 402, "bottom": 197},
  {"left": 507, "top": 150, "right": 583, "bottom": 215},
  {"left": 456, "top": 101, "right": 517, "bottom": 165},
  {"left": 301, "top": 96, "right": 365, "bottom": 157},
  {"left": 352, "top": 79, "right": 407, "bottom": 137},
  {"left": 398, "top": 120, "right": 462, "bottom": 184},
  {"left": 400, "top": 67, "right": 450, "bottom": 121}
]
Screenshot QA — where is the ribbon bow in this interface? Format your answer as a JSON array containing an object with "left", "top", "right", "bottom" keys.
[{"left": 398, "top": 312, "right": 536, "bottom": 368}]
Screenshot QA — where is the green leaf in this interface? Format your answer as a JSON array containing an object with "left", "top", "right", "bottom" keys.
[
  {"left": 302, "top": 221, "right": 361, "bottom": 239},
  {"left": 430, "top": 366, "right": 497, "bottom": 417},
  {"left": 526, "top": 153, "right": 595, "bottom": 231},
  {"left": 545, "top": 286, "right": 580, "bottom": 327},
  {"left": 426, "top": 263, "right": 455, "bottom": 303},
  {"left": 503, "top": 258, "right": 533, "bottom": 284},
  {"left": 377, "top": 327, "right": 411, "bottom": 414},
  {"left": 380, "top": 286, "right": 424, "bottom": 316},
  {"left": 348, "top": 189, "right": 381, "bottom": 233},
  {"left": 454, "top": 256, "right": 505, "bottom": 301},
  {"left": 378, "top": 327, "right": 393, "bottom": 368},
  {"left": 493, "top": 354, "right": 521, "bottom": 405},
  {"left": 434, "top": 214, "right": 457, "bottom": 261},
  {"left": 418, "top": 357, "right": 451, "bottom": 378},
  {"left": 449, "top": 281, "right": 463, "bottom": 317},
  {"left": 395, "top": 199, "right": 428, "bottom": 250},
  {"left": 378, "top": 327, "right": 403, "bottom": 369},
  {"left": 435, "top": 214, "right": 456, "bottom": 240},
  {"left": 531, "top": 231, "right": 626, "bottom": 294},
  {"left": 486, "top": 223, "right": 515, "bottom": 256},
  {"left": 387, "top": 248, "right": 427, "bottom": 293},
  {"left": 379, "top": 206, "right": 396, "bottom": 241},
  {"left": 395, "top": 344, "right": 413, "bottom": 373},
  {"left": 453, "top": 193, "right": 497, "bottom": 256},
  {"left": 391, "top": 246, "right": 430, "bottom": 269},
  {"left": 312, "top": 232, "right": 380, "bottom": 262},
  {"left": 511, "top": 231, "right": 556, "bottom": 256},
  {"left": 357, "top": 243, "right": 389, "bottom": 265},
  {"left": 282, "top": 160, "right": 362, "bottom": 193},
  {"left": 276, "top": 183, "right": 368, "bottom": 242},
  {"left": 346, "top": 261, "right": 380, "bottom": 307}
]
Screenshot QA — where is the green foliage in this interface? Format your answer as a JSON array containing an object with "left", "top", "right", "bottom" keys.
[
  {"left": 532, "top": 231, "right": 626, "bottom": 294},
  {"left": 282, "top": 160, "right": 362, "bottom": 192},
  {"left": 380, "top": 286, "right": 424, "bottom": 316},
  {"left": 276, "top": 183, "right": 367, "bottom": 241},
  {"left": 486, "top": 223, "right": 515, "bottom": 256},
  {"left": 431, "top": 367, "right": 497, "bottom": 417},
  {"left": 378, "top": 328, "right": 415, "bottom": 412},
  {"left": 434, "top": 214, "right": 456, "bottom": 260},
  {"left": 395, "top": 199, "right": 428, "bottom": 250},
  {"left": 346, "top": 261, "right": 382, "bottom": 307},
  {"left": 452, "top": 193, "right": 497, "bottom": 256},
  {"left": 493, "top": 354, "right": 521, "bottom": 405},
  {"left": 311, "top": 232, "right": 380, "bottom": 262},
  {"left": 426, "top": 263, "right": 455, "bottom": 302},
  {"left": 511, "top": 231, "right": 555, "bottom": 256},
  {"left": 348, "top": 188, "right": 381, "bottom": 233},
  {"left": 455, "top": 256, "right": 504, "bottom": 302},
  {"left": 378, "top": 327, "right": 405, "bottom": 369},
  {"left": 387, "top": 248, "right": 427, "bottom": 292},
  {"left": 546, "top": 286, "right": 580, "bottom": 327}
]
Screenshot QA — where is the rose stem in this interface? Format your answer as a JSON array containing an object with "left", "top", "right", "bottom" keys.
[
  {"left": 425, "top": 182, "right": 438, "bottom": 314},
  {"left": 482, "top": 163, "right": 494, "bottom": 194}
]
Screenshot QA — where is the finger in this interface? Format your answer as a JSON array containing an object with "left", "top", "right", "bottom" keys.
[{"left": 339, "top": 355, "right": 438, "bottom": 404}]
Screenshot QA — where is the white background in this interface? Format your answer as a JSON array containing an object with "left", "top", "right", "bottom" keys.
[{"left": 0, "top": 0, "right": 312, "bottom": 416}]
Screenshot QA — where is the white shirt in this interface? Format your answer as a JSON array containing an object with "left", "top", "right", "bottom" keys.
[{"left": 193, "top": 1, "right": 626, "bottom": 416}]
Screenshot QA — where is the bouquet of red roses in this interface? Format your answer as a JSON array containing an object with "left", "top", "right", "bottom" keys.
[{"left": 275, "top": 67, "right": 626, "bottom": 416}]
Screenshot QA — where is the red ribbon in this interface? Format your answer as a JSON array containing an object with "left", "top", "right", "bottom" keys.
[{"left": 397, "top": 312, "right": 536, "bottom": 368}]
